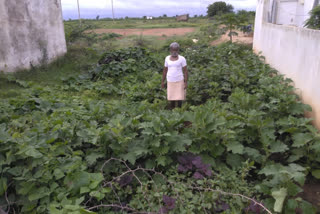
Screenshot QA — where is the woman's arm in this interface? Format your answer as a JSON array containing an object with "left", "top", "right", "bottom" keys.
[
  {"left": 162, "top": 67, "right": 168, "bottom": 88},
  {"left": 183, "top": 66, "right": 188, "bottom": 89}
]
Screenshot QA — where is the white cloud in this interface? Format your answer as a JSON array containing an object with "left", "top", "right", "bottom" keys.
[{"left": 61, "top": 0, "right": 256, "bottom": 10}]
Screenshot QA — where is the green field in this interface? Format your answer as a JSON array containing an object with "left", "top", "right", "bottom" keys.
[
  {"left": 0, "top": 17, "right": 319, "bottom": 214},
  {"left": 64, "top": 17, "right": 208, "bottom": 30}
]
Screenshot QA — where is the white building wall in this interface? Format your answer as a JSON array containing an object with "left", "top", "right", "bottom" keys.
[
  {"left": 0, "top": 0, "right": 67, "bottom": 72},
  {"left": 276, "top": 1, "right": 298, "bottom": 25},
  {"left": 295, "top": 2, "right": 305, "bottom": 27},
  {"left": 254, "top": 0, "right": 320, "bottom": 128},
  {"left": 269, "top": 0, "right": 316, "bottom": 27}
]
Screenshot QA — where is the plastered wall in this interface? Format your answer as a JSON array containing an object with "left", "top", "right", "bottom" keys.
[
  {"left": 254, "top": 0, "right": 320, "bottom": 128},
  {"left": 0, "top": 0, "right": 67, "bottom": 72}
]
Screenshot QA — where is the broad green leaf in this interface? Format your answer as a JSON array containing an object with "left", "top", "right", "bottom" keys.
[
  {"left": 89, "top": 173, "right": 104, "bottom": 189},
  {"left": 64, "top": 205, "right": 81, "bottom": 211},
  {"left": 89, "top": 191, "right": 105, "bottom": 201},
  {"left": 64, "top": 171, "right": 90, "bottom": 192},
  {"left": 226, "top": 153, "right": 243, "bottom": 169},
  {"left": 80, "top": 208, "right": 96, "bottom": 214},
  {"left": 75, "top": 196, "right": 85, "bottom": 205},
  {"left": 49, "top": 204, "right": 63, "bottom": 214},
  {"left": 269, "top": 141, "right": 289, "bottom": 153},
  {"left": 292, "top": 133, "right": 313, "bottom": 147},
  {"left": 285, "top": 199, "right": 298, "bottom": 213},
  {"left": 156, "top": 156, "right": 167, "bottom": 166},
  {"left": 287, "top": 154, "right": 303, "bottom": 162},
  {"left": 311, "top": 169, "right": 320, "bottom": 179},
  {"left": 0, "top": 124, "right": 9, "bottom": 142},
  {"left": 244, "top": 147, "right": 261, "bottom": 161},
  {"left": 145, "top": 159, "right": 156, "bottom": 169},
  {"left": 133, "top": 146, "right": 149, "bottom": 156},
  {"left": 28, "top": 187, "right": 50, "bottom": 201},
  {"left": 271, "top": 188, "right": 287, "bottom": 213},
  {"left": 17, "top": 182, "right": 35, "bottom": 195},
  {"left": 21, "top": 201, "right": 37, "bottom": 212},
  {"left": 151, "top": 138, "right": 160, "bottom": 147},
  {"left": 7, "top": 166, "right": 24, "bottom": 176},
  {"left": 227, "top": 141, "right": 244, "bottom": 154},
  {"left": 121, "top": 152, "right": 137, "bottom": 165},
  {"left": 25, "top": 147, "right": 43, "bottom": 158},
  {"left": 170, "top": 137, "right": 192, "bottom": 152},
  {"left": 54, "top": 168, "right": 65, "bottom": 180},
  {"left": 310, "top": 139, "right": 320, "bottom": 152},
  {"left": 299, "top": 200, "right": 316, "bottom": 214},
  {"left": 0, "top": 177, "right": 7, "bottom": 195},
  {"left": 287, "top": 182, "right": 302, "bottom": 196},
  {"left": 80, "top": 187, "right": 90, "bottom": 194},
  {"left": 101, "top": 187, "right": 112, "bottom": 193},
  {"left": 288, "top": 163, "right": 306, "bottom": 172},
  {"left": 86, "top": 153, "right": 104, "bottom": 166},
  {"left": 288, "top": 164, "right": 306, "bottom": 185},
  {"left": 259, "top": 164, "right": 282, "bottom": 176}
]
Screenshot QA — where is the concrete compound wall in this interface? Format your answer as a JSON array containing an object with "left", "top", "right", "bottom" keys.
[
  {"left": 254, "top": 0, "right": 320, "bottom": 128},
  {"left": 0, "top": 0, "right": 67, "bottom": 72},
  {"left": 268, "top": 0, "right": 316, "bottom": 27}
]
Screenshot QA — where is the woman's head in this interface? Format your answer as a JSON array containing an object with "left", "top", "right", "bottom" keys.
[{"left": 170, "top": 42, "right": 180, "bottom": 57}]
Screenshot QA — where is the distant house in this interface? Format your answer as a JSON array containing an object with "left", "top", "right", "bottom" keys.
[
  {"left": 146, "top": 16, "right": 153, "bottom": 20},
  {"left": 176, "top": 14, "right": 189, "bottom": 22}
]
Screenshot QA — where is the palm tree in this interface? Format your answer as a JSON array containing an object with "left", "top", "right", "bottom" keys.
[{"left": 77, "top": 0, "right": 81, "bottom": 26}]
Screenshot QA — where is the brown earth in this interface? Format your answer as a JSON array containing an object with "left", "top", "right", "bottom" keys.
[
  {"left": 299, "top": 183, "right": 320, "bottom": 212},
  {"left": 211, "top": 30, "right": 253, "bottom": 46},
  {"left": 90, "top": 28, "right": 196, "bottom": 37}
]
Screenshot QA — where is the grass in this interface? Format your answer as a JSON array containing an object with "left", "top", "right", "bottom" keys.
[
  {"left": 64, "top": 17, "right": 208, "bottom": 31},
  {"left": 0, "top": 76, "right": 23, "bottom": 98},
  {"left": 0, "top": 45, "right": 100, "bottom": 99}
]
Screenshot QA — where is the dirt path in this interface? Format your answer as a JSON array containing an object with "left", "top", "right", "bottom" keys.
[
  {"left": 211, "top": 30, "right": 253, "bottom": 46},
  {"left": 90, "top": 28, "right": 196, "bottom": 37}
]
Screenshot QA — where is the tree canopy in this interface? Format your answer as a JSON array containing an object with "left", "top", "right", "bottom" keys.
[{"left": 207, "top": 1, "right": 234, "bottom": 17}]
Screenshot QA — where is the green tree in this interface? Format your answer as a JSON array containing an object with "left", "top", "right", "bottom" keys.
[
  {"left": 207, "top": 1, "right": 234, "bottom": 17},
  {"left": 96, "top": 15, "right": 100, "bottom": 20},
  {"left": 218, "top": 13, "right": 240, "bottom": 43},
  {"left": 304, "top": 5, "right": 320, "bottom": 29},
  {"left": 237, "top": 10, "right": 254, "bottom": 34},
  {"left": 163, "top": 14, "right": 167, "bottom": 18}
]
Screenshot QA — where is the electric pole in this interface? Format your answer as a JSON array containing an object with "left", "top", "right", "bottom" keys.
[
  {"left": 77, "top": 0, "right": 81, "bottom": 26},
  {"left": 111, "top": 0, "right": 115, "bottom": 22}
]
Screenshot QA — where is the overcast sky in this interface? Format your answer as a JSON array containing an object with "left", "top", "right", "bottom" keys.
[{"left": 61, "top": 0, "right": 256, "bottom": 20}]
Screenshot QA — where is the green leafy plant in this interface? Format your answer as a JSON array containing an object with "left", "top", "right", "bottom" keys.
[
  {"left": 0, "top": 43, "right": 319, "bottom": 213},
  {"left": 207, "top": 1, "right": 234, "bottom": 17},
  {"left": 304, "top": 5, "right": 320, "bottom": 29}
]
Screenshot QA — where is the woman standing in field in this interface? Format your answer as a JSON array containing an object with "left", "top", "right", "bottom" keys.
[{"left": 161, "top": 42, "right": 188, "bottom": 109}]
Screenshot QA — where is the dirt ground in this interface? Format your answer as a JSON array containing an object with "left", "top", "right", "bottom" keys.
[
  {"left": 90, "top": 28, "right": 196, "bottom": 37},
  {"left": 299, "top": 183, "right": 320, "bottom": 212},
  {"left": 211, "top": 30, "right": 253, "bottom": 46}
]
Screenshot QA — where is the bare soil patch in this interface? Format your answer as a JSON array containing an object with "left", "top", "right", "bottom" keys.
[
  {"left": 299, "top": 183, "right": 320, "bottom": 212},
  {"left": 90, "top": 28, "right": 196, "bottom": 37},
  {"left": 211, "top": 30, "right": 253, "bottom": 46}
]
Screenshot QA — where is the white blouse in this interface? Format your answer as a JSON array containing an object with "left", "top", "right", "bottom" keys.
[{"left": 164, "top": 55, "right": 187, "bottom": 82}]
